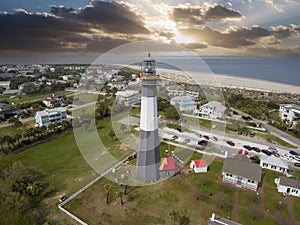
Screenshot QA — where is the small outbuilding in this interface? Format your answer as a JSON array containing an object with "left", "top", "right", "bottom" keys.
[
  {"left": 190, "top": 159, "right": 208, "bottom": 173},
  {"left": 159, "top": 157, "right": 176, "bottom": 178}
]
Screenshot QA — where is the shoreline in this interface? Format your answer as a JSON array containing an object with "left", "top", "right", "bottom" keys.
[{"left": 126, "top": 65, "right": 300, "bottom": 94}]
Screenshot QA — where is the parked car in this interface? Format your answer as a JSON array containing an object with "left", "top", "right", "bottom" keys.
[
  {"left": 261, "top": 149, "right": 272, "bottom": 156},
  {"left": 243, "top": 132, "right": 248, "bottom": 136},
  {"left": 268, "top": 146, "right": 278, "bottom": 152},
  {"left": 211, "top": 136, "right": 218, "bottom": 142},
  {"left": 273, "top": 152, "right": 280, "bottom": 157},
  {"left": 203, "top": 135, "right": 210, "bottom": 140},
  {"left": 293, "top": 155, "right": 300, "bottom": 161},
  {"left": 282, "top": 153, "right": 293, "bottom": 161},
  {"left": 237, "top": 130, "right": 243, "bottom": 135},
  {"left": 250, "top": 132, "right": 255, "bottom": 137},
  {"left": 251, "top": 147, "right": 261, "bottom": 153},
  {"left": 294, "top": 163, "right": 300, "bottom": 167},
  {"left": 212, "top": 124, "right": 217, "bottom": 129},
  {"left": 177, "top": 128, "right": 182, "bottom": 133},
  {"left": 171, "top": 135, "right": 178, "bottom": 140},
  {"left": 243, "top": 145, "right": 252, "bottom": 150},
  {"left": 198, "top": 140, "right": 208, "bottom": 146},
  {"left": 183, "top": 138, "right": 190, "bottom": 144},
  {"left": 289, "top": 150, "right": 299, "bottom": 156},
  {"left": 227, "top": 141, "right": 235, "bottom": 146},
  {"left": 59, "top": 196, "right": 67, "bottom": 203},
  {"left": 195, "top": 132, "right": 202, "bottom": 138}
]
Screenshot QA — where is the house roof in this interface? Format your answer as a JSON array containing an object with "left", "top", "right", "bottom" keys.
[
  {"left": 261, "top": 156, "right": 289, "bottom": 169},
  {"left": 200, "top": 101, "right": 226, "bottom": 113},
  {"left": 160, "top": 157, "right": 176, "bottom": 171},
  {"left": 279, "top": 176, "right": 300, "bottom": 189},
  {"left": 192, "top": 159, "right": 208, "bottom": 168},
  {"left": 222, "top": 155, "right": 262, "bottom": 182}
]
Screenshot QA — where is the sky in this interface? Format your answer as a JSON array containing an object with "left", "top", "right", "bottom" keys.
[{"left": 0, "top": 0, "right": 300, "bottom": 63}]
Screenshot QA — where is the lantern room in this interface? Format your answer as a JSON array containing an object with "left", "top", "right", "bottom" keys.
[{"left": 140, "top": 53, "right": 159, "bottom": 80}]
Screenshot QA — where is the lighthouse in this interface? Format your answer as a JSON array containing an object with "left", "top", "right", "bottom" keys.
[{"left": 136, "top": 54, "right": 161, "bottom": 183}]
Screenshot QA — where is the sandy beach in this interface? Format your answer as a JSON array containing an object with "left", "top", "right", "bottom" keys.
[{"left": 127, "top": 65, "right": 300, "bottom": 94}]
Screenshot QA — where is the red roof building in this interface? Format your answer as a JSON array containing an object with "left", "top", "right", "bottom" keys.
[
  {"left": 190, "top": 159, "right": 208, "bottom": 173},
  {"left": 159, "top": 157, "right": 176, "bottom": 178}
]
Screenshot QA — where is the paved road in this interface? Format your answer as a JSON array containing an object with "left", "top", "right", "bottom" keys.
[{"left": 232, "top": 108, "right": 300, "bottom": 150}]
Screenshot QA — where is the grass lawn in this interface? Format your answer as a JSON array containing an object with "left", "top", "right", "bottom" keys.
[
  {"left": 1, "top": 90, "right": 72, "bottom": 104},
  {"left": 263, "top": 184, "right": 289, "bottom": 217},
  {"left": 238, "top": 190, "right": 260, "bottom": 209},
  {"left": 65, "top": 175, "right": 218, "bottom": 225},
  {"left": 292, "top": 197, "right": 300, "bottom": 222},
  {"left": 237, "top": 208, "right": 279, "bottom": 225}
]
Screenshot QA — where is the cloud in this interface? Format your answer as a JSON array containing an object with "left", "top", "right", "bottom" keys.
[
  {"left": 180, "top": 25, "right": 270, "bottom": 48},
  {"left": 271, "top": 25, "right": 292, "bottom": 39},
  {"left": 0, "top": 1, "right": 150, "bottom": 53},
  {"left": 170, "top": 4, "right": 242, "bottom": 26},
  {"left": 50, "top": 1, "right": 149, "bottom": 34}
]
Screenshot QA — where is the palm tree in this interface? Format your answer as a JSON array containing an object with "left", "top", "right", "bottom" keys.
[
  {"left": 0, "top": 137, "right": 5, "bottom": 153},
  {"left": 103, "top": 183, "right": 112, "bottom": 204},
  {"left": 169, "top": 210, "right": 180, "bottom": 225},
  {"left": 15, "top": 133, "right": 21, "bottom": 146}
]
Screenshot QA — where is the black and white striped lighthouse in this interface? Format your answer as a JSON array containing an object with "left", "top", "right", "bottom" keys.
[{"left": 136, "top": 53, "right": 161, "bottom": 183}]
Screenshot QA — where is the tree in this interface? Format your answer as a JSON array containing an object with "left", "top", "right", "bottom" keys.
[
  {"left": 15, "top": 133, "right": 22, "bottom": 146},
  {"left": 0, "top": 137, "right": 5, "bottom": 153},
  {"left": 103, "top": 183, "right": 112, "bottom": 204},
  {"left": 179, "top": 215, "right": 191, "bottom": 225},
  {"left": 169, "top": 210, "right": 180, "bottom": 225},
  {"left": 108, "top": 129, "right": 116, "bottom": 141},
  {"left": 165, "top": 106, "right": 180, "bottom": 120}
]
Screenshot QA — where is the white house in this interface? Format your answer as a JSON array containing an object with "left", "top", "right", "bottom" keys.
[
  {"left": 115, "top": 90, "right": 140, "bottom": 106},
  {"left": 42, "top": 95, "right": 67, "bottom": 108},
  {"left": 190, "top": 159, "right": 208, "bottom": 173},
  {"left": 194, "top": 101, "right": 226, "bottom": 119},
  {"left": 166, "top": 84, "right": 185, "bottom": 97},
  {"left": 35, "top": 107, "right": 68, "bottom": 127},
  {"left": 260, "top": 156, "right": 289, "bottom": 174},
  {"left": 222, "top": 155, "right": 261, "bottom": 191},
  {"left": 279, "top": 104, "right": 300, "bottom": 127},
  {"left": 275, "top": 176, "right": 300, "bottom": 197},
  {"left": 108, "top": 81, "right": 128, "bottom": 90},
  {"left": 0, "top": 81, "right": 10, "bottom": 90},
  {"left": 170, "top": 96, "right": 196, "bottom": 112}
]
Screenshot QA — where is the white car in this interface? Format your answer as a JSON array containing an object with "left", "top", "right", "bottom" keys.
[
  {"left": 293, "top": 155, "right": 300, "bottom": 162},
  {"left": 282, "top": 153, "right": 293, "bottom": 161}
]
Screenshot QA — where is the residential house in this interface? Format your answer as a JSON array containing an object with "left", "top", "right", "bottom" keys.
[
  {"left": 260, "top": 156, "right": 289, "bottom": 174},
  {"left": 115, "top": 90, "right": 140, "bottom": 106},
  {"left": 279, "top": 104, "right": 300, "bottom": 127},
  {"left": 35, "top": 107, "right": 68, "bottom": 127},
  {"left": 2, "top": 89, "right": 22, "bottom": 96},
  {"left": 108, "top": 81, "right": 128, "bottom": 91},
  {"left": 275, "top": 176, "right": 300, "bottom": 197},
  {"left": 159, "top": 157, "right": 176, "bottom": 178},
  {"left": 190, "top": 159, "right": 208, "bottom": 173},
  {"left": 222, "top": 155, "right": 262, "bottom": 191},
  {"left": 185, "top": 85, "right": 202, "bottom": 100},
  {"left": 166, "top": 84, "right": 186, "bottom": 98},
  {"left": 42, "top": 94, "right": 68, "bottom": 108},
  {"left": 194, "top": 101, "right": 226, "bottom": 119},
  {"left": 170, "top": 96, "right": 196, "bottom": 112},
  {"left": 0, "top": 81, "right": 10, "bottom": 90}
]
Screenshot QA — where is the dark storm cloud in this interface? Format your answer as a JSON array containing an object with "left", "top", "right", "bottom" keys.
[
  {"left": 51, "top": 1, "right": 149, "bottom": 34},
  {"left": 170, "top": 4, "right": 242, "bottom": 25},
  {"left": 204, "top": 4, "right": 242, "bottom": 21},
  {"left": 180, "top": 26, "right": 270, "bottom": 48},
  {"left": 0, "top": 1, "right": 150, "bottom": 53}
]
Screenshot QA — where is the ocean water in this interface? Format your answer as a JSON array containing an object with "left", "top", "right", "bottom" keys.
[{"left": 153, "top": 56, "right": 300, "bottom": 86}]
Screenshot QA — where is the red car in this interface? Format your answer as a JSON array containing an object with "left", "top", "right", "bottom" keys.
[{"left": 203, "top": 135, "right": 209, "bottom": 140}]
